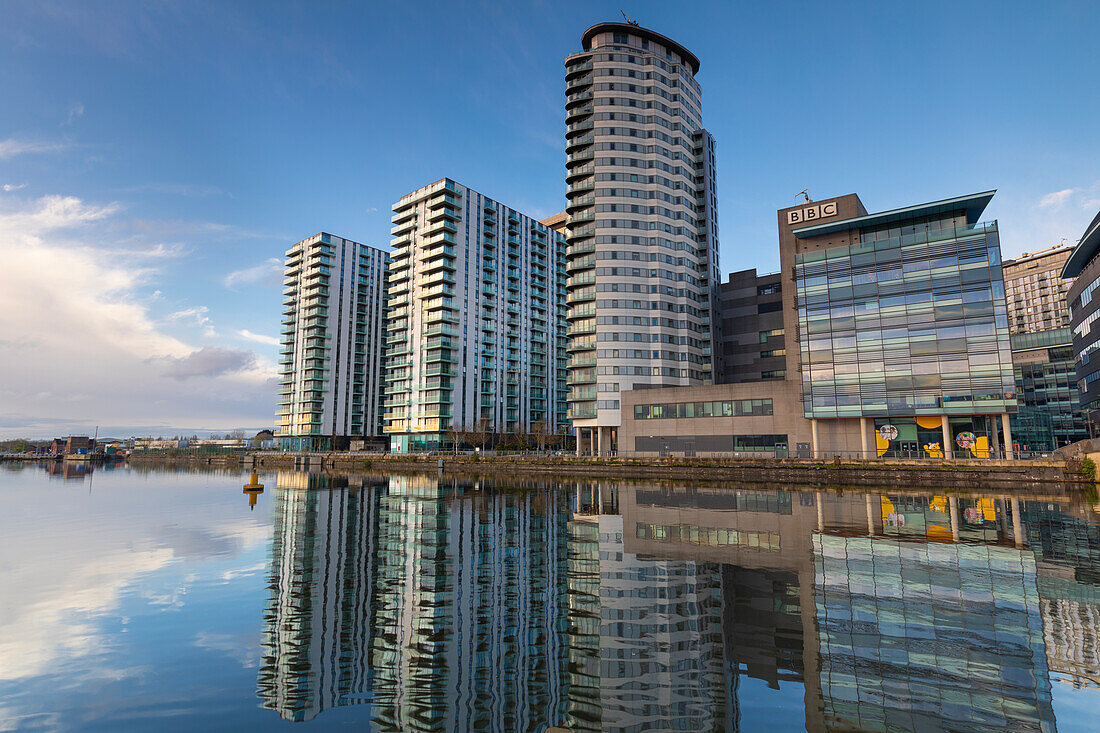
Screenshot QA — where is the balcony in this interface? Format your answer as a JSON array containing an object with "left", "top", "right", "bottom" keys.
[
  {"left": 420, "top": 227, "right": 455, "bottom": 247},
  {"left": 565, "top": 103, "right": 593, "bottom": 122},
  {"left": 423, "top": 349, "right": 456, "bottom": 364},
  {"left": 424, "top": 219, "right": 458, "bottom": 237},
  {"left": 427, "top": 203, "right": 460, "bottom": 223},
  {"left": 568, "top": 404, "right": 597, "bottom": 420},
  {"left": 566, "top": 273, "right": 595, "bottom": 289},
  {"left": 565, "top": 90, "right": 593, "bottom": 108},
  {"left": 566, "top": 288, "right": 595, "bottom": 304},
  {"left": 422, "top": 272, "right": 456, "bottom": 289},
  {"left": 566, "top": 135, "right": 593, "bottom": 154},
  {"left": 566, "top": 256, "right": 594, "bottom": 274},
  {"left": 391, "top": 219, "right": 417, "bottom": 237},
  {"left": 424, "top": 311, "right": 458, "bottom": 324},
  {"left": 423, "top": 254, "right": 456, "bottom": 275},
  {"left": 565, "top": 60, "right": 593, "bottom": 80},
  {"left": 428, "top": 193, "right": 461, "bottom": 211},
  {"left": 423, "top": 296, "right": 455, "bottom": 311},
  {"left": 566, "top": 196, "right": 594, "bottom": 214},
  {"left": 565, "top": 165, "right": 594, "bottom": 184},
  {"left": 566, "top": 147, "right": 594, "bottom": 167},
  {"left": 566, "top": 119, "right": 594, "bottom": 135},
  {"left": 418, "top": 284, "right": 455, "bottom": 299},
  {"left": 391, "top": 207, "right": 417, "bottom": 225},
  {"left": 567, "top": 240, "right": 596, "bottom": 257},
  {"left": 566, "top": 339, "right": 595, "bottom": 353}
]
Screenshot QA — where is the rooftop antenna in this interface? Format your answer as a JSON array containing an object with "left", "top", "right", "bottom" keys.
[
  {"left": 796, "top": 189, "right": 811, "bottom": 203},
  {"left": 620, "top": 10, "right": 640, "bottom": 26}
]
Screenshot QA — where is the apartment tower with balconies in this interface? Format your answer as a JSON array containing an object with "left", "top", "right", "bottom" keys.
[
  {"left": 276, "top": 233, "right": 389, "bottom": 451},
  {"left": 564, "top": 22, "right": 720, "bottom": 456},
  {"left": 384, "top": 179, "right": 569, "bottom": 452}
]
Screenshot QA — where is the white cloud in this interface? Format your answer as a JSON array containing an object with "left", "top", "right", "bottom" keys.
[
  {"left": 64, "top": 102, "right": 85, "bottom": 126},
  {"left": 237, "top": 329, "right": 279, "bottom": 346},
  {"left": 1038, "top": 188, "right": 1078, "bottom": 209},
  {"left": 987, "top": 183, "right": 1100, "bottom": 259},
  {"left": 1, "top": 183, "right": 27, "bottom": 192},
  {"left": 0, "top": 192, "right": 278, "bottom": 437},
  {"left": 0, "top": 138, "right": 68, "bottom": 160},
  {"left": 166, "top": 305, "right": 215, "bottom": 337},
  {"left": 223, "top": 257, "right": 282, "bottom": 289}
]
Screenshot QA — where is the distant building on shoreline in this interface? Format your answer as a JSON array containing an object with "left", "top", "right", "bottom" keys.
[{"left": 276, "top": 232, "right": 389, "bottom": 452}]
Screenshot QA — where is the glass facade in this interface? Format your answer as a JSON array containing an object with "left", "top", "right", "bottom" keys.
[
  {"left": 1010, "top": 328, "right": 1089, "bottom": 450},
  {"left": 796, "top": 215, "right": 1017, "bottom": 419}
]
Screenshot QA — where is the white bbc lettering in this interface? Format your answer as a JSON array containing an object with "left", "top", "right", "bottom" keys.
[{"left": 788, "top": 201, "right": 840, "bottom": 225}]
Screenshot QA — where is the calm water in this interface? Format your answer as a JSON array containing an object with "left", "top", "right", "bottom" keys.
[{"left": 2, "top": 465, "right": 1099, "bottom": 731}]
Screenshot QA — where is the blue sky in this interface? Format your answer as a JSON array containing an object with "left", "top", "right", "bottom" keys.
[{"left": 1, "top": 0, "right": 1098, "bottom": 437}]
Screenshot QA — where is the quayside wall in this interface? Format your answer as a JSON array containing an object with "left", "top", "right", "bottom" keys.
[{"left": 124, "top": 452, "right": 1092, "bottom": 493}]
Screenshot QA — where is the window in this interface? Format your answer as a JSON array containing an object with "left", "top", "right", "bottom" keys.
[
  {"left": 633, "top": 399, "right": 773, "bottom": 420},
  {"left": 759, "top": 328, "right": 784, "bottom": 343}
]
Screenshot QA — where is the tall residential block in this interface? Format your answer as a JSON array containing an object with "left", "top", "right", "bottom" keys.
[
  {"left": 1003, "top": 245, "right": 1074, "bottom": 333},
  {"left": 276, "top": 233, "right": 389, "bottom": 451},
  {"left": 384, "top": 179, "right": 568, "bottom": 452},
  {"left": 564, "top": 22, "right": 720, "bottom": 456},
  {"left": 1062, "top": 210, "right": 1100, "bottom": 433}
]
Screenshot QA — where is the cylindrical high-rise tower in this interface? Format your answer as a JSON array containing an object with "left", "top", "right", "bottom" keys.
[{"left": 564, "top": 22, "right": 720, "bottom": 455}]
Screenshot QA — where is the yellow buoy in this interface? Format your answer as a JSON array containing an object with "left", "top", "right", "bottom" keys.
[{"left": 243, "top": 472, "right": 264, "bottom": 510}]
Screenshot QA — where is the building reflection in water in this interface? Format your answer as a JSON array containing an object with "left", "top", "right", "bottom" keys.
[
  {"left": 256, "top": 471, "right": 1100, "bottom": 730},
  {"left": 256, "top": 472, "right": 380, "bottom": 721}
]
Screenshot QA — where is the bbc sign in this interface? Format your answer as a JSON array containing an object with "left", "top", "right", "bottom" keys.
[{"left": 787, "top": 201, "right": 839, "bottom": 225}]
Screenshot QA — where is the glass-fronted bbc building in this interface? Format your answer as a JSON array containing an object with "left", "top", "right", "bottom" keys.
[{"left": 786, "top": 191, "right": 1018, "bottom": 457}]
